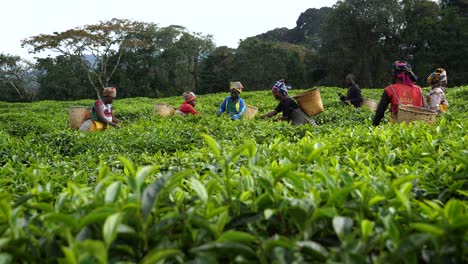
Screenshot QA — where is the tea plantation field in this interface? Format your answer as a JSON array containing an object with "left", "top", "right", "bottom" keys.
[{"left": 0, "top": 86, "right": 467, "bottom": 263}]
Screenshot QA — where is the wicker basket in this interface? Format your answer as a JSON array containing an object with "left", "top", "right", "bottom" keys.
[
  {"left": 362, "top": 98, "right": 377, "bottom": 111},
  {"left": 292, "top": 88, "right": 324, "bottom": 116},
  {"left": 155, "top": 103, "right": 176, "bottom": 116},
  {"left": 69, "top": 106, "right": 90, "bottom": 129},
  {"left": 245, "top": 105, "right": 258, "bottom": 119},
  {"left": 396, "top": 105, "right": 437, "bottom": 124}
]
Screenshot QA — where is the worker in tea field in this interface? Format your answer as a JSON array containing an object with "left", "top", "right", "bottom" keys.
[
  {"left": 426, "top": 68, "right": 449, "bottom": 113},
  {"left": 176, "top": 91, "right": 200, "bottom": 115},
  {"left": 260, "top": 79, "right": 314, "bottom": 125},
  {"left": 217, "top": 81, "right": 246, "bottom": 120},
  {"left": 79, "top": 87, "right": 121, "bottom": 131},
  {"left": 338, "top": 74, "right": 363, "bottom": 107},
  {"left": 373, "top": 61, "right": 425, "bottom": 126}
]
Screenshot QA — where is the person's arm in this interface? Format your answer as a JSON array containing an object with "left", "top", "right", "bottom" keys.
[
  {"left": 188, "top": 105, "right": 200, "bottom": 115},
  {"left": 217, "top": 98, "right": 227, "bottom": 116},
  {"left": 111, "top": 109, "right": 121, "bottom": 124},
  {"left": 238, "top": 98, "right": 246, "bottom": 116},
  {"left": 112, "top": 115, "right": 121, "bottom": 125},
  {"left": 372, "top": 91, "right": 391, "bottom": 126},
  {"left": 260, "top": 110, "right": 278, "bottom": 118}
]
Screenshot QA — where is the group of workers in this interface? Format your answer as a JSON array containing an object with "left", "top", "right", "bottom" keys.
[
  {"left": 79, "top": 61, "right": 449, "bottom": 131},
  {"left": 339, "top": 61, "right": 449, "bottom": 125}
]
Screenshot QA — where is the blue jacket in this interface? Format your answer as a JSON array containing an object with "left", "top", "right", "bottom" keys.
[{"left": 217, "top": 96, "right": 246, "bottom": 118}]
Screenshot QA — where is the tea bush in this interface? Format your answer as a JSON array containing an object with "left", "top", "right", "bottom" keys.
[{"left": 0, "top": 86, "right": 466, "bottom": 263}]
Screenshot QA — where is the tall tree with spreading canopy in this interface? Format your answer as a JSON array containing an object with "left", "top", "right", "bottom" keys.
[{"left": 21, "top": 18, "right": 152, "bottom": 99}]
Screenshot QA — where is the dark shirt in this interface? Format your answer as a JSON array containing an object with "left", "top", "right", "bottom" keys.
[
  {"left": 275, "top": 97, "right": 299, "bottom": 121},
  {"left": 346, "top": 83, "right": 363, "bottom": 107}
]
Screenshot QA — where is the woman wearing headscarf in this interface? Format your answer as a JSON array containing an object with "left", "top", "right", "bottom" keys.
[
  {"left": 426, "top": 68, "right": 449, "bottom": 113},
  {"left": 339, "top": 74, "right": 363, "bottom": 108},
  {"left": 80, "top": 87, "right": 121, "bottom": 131},
  {"left": 260, "top": 79, "right": 313, "bottom": 125},
  {"left": 177, "top": 91, "right": 199, "bottom": 115},
  {"left": 217, "top": 81, "right": 246, "bottom": 120},
  {"left": 373, "top": 61, "right": 425, "bottom": 126}
]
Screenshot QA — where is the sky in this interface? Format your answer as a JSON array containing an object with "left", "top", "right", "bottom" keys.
[{"left": 2, "top": 0, "right": 337, "bottom": 61}]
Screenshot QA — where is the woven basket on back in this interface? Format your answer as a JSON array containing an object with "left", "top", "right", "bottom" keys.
[
  {"left": 396, "top": 105, "right": 437, "bottom": 124},
  {"left": 361, "top": 98, "right": 377, "bottom": 111},
  {"left": 245, "top": 105, "right": 258, "bottom": 119},
  {"left": 69, "top": 106, "right": 90, "bottom": 129},
  {"left": 155, "top": 103, "right": 176, "bottom": 116},
  {"left": 292, "top": 88, "right": 324, "bottom": 116}
]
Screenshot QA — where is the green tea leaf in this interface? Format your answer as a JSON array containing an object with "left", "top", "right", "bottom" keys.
[
  {"left": 60, "top": 246, "right": 77, "bottom": 264},
  {"left": 217, "top": 230, "right": 257, "bottom": 244},
  {"left": 190, "top": 178, "right": 208, "bottom": 203},
  {"left": 361, "top": 219, "right": 374, "bottom": 239},
  {"left": 333, "top": 216, "right": 353, "bottom": 239},
  {"left": 142, "top": 177, "right": 166, "bottom": 220},
  {"left": 410, "top": 223, "right": 444, "bottom": 236},
  {"left": 201, "top": 133, "right": 221, "bottom": 158},
  {"left": 136, "top": 166, "right": 155, "bottom": 190},
  {"left": 97, "top": 165, "right": 110, "bottom": 181},
  {"left": 444, "top": 199, "right": 465, "bottom": 225},
  {"left": 368, "top": 196, "right": 386, "bottom": 207},
  {"left": 297, "top": 241, "right": 328, "bottom": 259},
  {"left": 140, "top": 248, "right": 182, "bottom": 264},
  {"left": 104, "top": 182, "right": 121, "bottom": 204},
  {"left": 43, "top": 212, "right": 77, "bottom": 228},
  {"left": 118, "top": 156, "right": 136, "bottom": 177},
  {"left": 0, "top": 200, "right": 11, "bottom": 220},
  {"left": 103, "top": 212, "right": 122, "bottom": 247},
  {"left": 192, "top": 242, "right": 257, "bottom": 257}
]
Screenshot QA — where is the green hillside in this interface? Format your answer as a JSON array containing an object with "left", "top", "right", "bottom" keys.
[{"left": 0, "top": 86, "right": 467, "bottom": 263}]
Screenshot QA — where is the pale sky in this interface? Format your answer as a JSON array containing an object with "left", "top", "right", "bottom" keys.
[{"left": 2, "top": 0, "right": 337, "bottom": 61}]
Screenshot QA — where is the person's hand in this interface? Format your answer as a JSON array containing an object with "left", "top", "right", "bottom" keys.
[
  {"left": 344, "top": 100, "right": 350, "bottom": 104},
  {"left": 110, "top": 122, "right": 120, "bottom": 128},
  {"left": 217, "top": 111, "right": 222, "bottom": 117},
  {"left": 231, "top": 114, "right": 241, "bottom": 120},
  {"left": 260, "top": 114, "right": 267, "bottom": 119}
]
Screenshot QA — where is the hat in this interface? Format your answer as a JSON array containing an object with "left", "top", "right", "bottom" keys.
[
  {"left": 272, "top": 79, "right": 291, "bottom": 96},
  {"left": 427, "top": 68, "right": 447, "bottom": 85},
  {"left": 103, "top": 87, "right": 117, "bottom": 98},
  {"left": 229, "top": 81, "right": 243, "bottom": 93},
  {"left": 183, "top": 91, "right": 196, "bottom": 102},
  {"left": 346, "top": 74, "right": 355, "bottom": 82},
  {"left": 392, "top": 61, "right": 418, "bottom": 82}
]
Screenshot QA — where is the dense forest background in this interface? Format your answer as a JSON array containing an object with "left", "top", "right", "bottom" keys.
[{"left": 1, "top": 0, "right": 467, "bottom": 102}]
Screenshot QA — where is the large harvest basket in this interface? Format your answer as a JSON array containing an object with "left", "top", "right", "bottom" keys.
[
  {"left": 155, "top": 103, "right": 176, "bottom": 116},
  {"left": 69, "top": 106, "right": 90, "bottom": 129},
  {"left": 245, "top": 105, "right": 258, "bottom": 119},
  {"left": 396, "top": 105, "right": 437, "bottom": 124},
  {"left": 362, "top": 98, "right": 377, "bottom": 111},
  {"left": 292, "top": 88, "right": 324, "bottom": 116}
]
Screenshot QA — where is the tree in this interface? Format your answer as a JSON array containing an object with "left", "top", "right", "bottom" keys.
[
  {"left": 198, "top": 46, "right": 236, "bottom": 94},
  {"left": 319, "top": 0, "right": 404, "bottom": 87},
  {"left": 0, "top": 53, "right": 36, "bottom": 102},
  {"left": 231, "top": 38, "right": 287, "bottom": 90},
  {"left": 35, "top": 55, "right": 92, "bottom": 100},
  {"left": 400, "top": 0, "right": 441, "bottom": 80},
  {"left": 22, "top": 18, "right": 153, "bottom": 99},
  {"left": 176, "top": 32, "right": 215, "bottom": 92}
]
